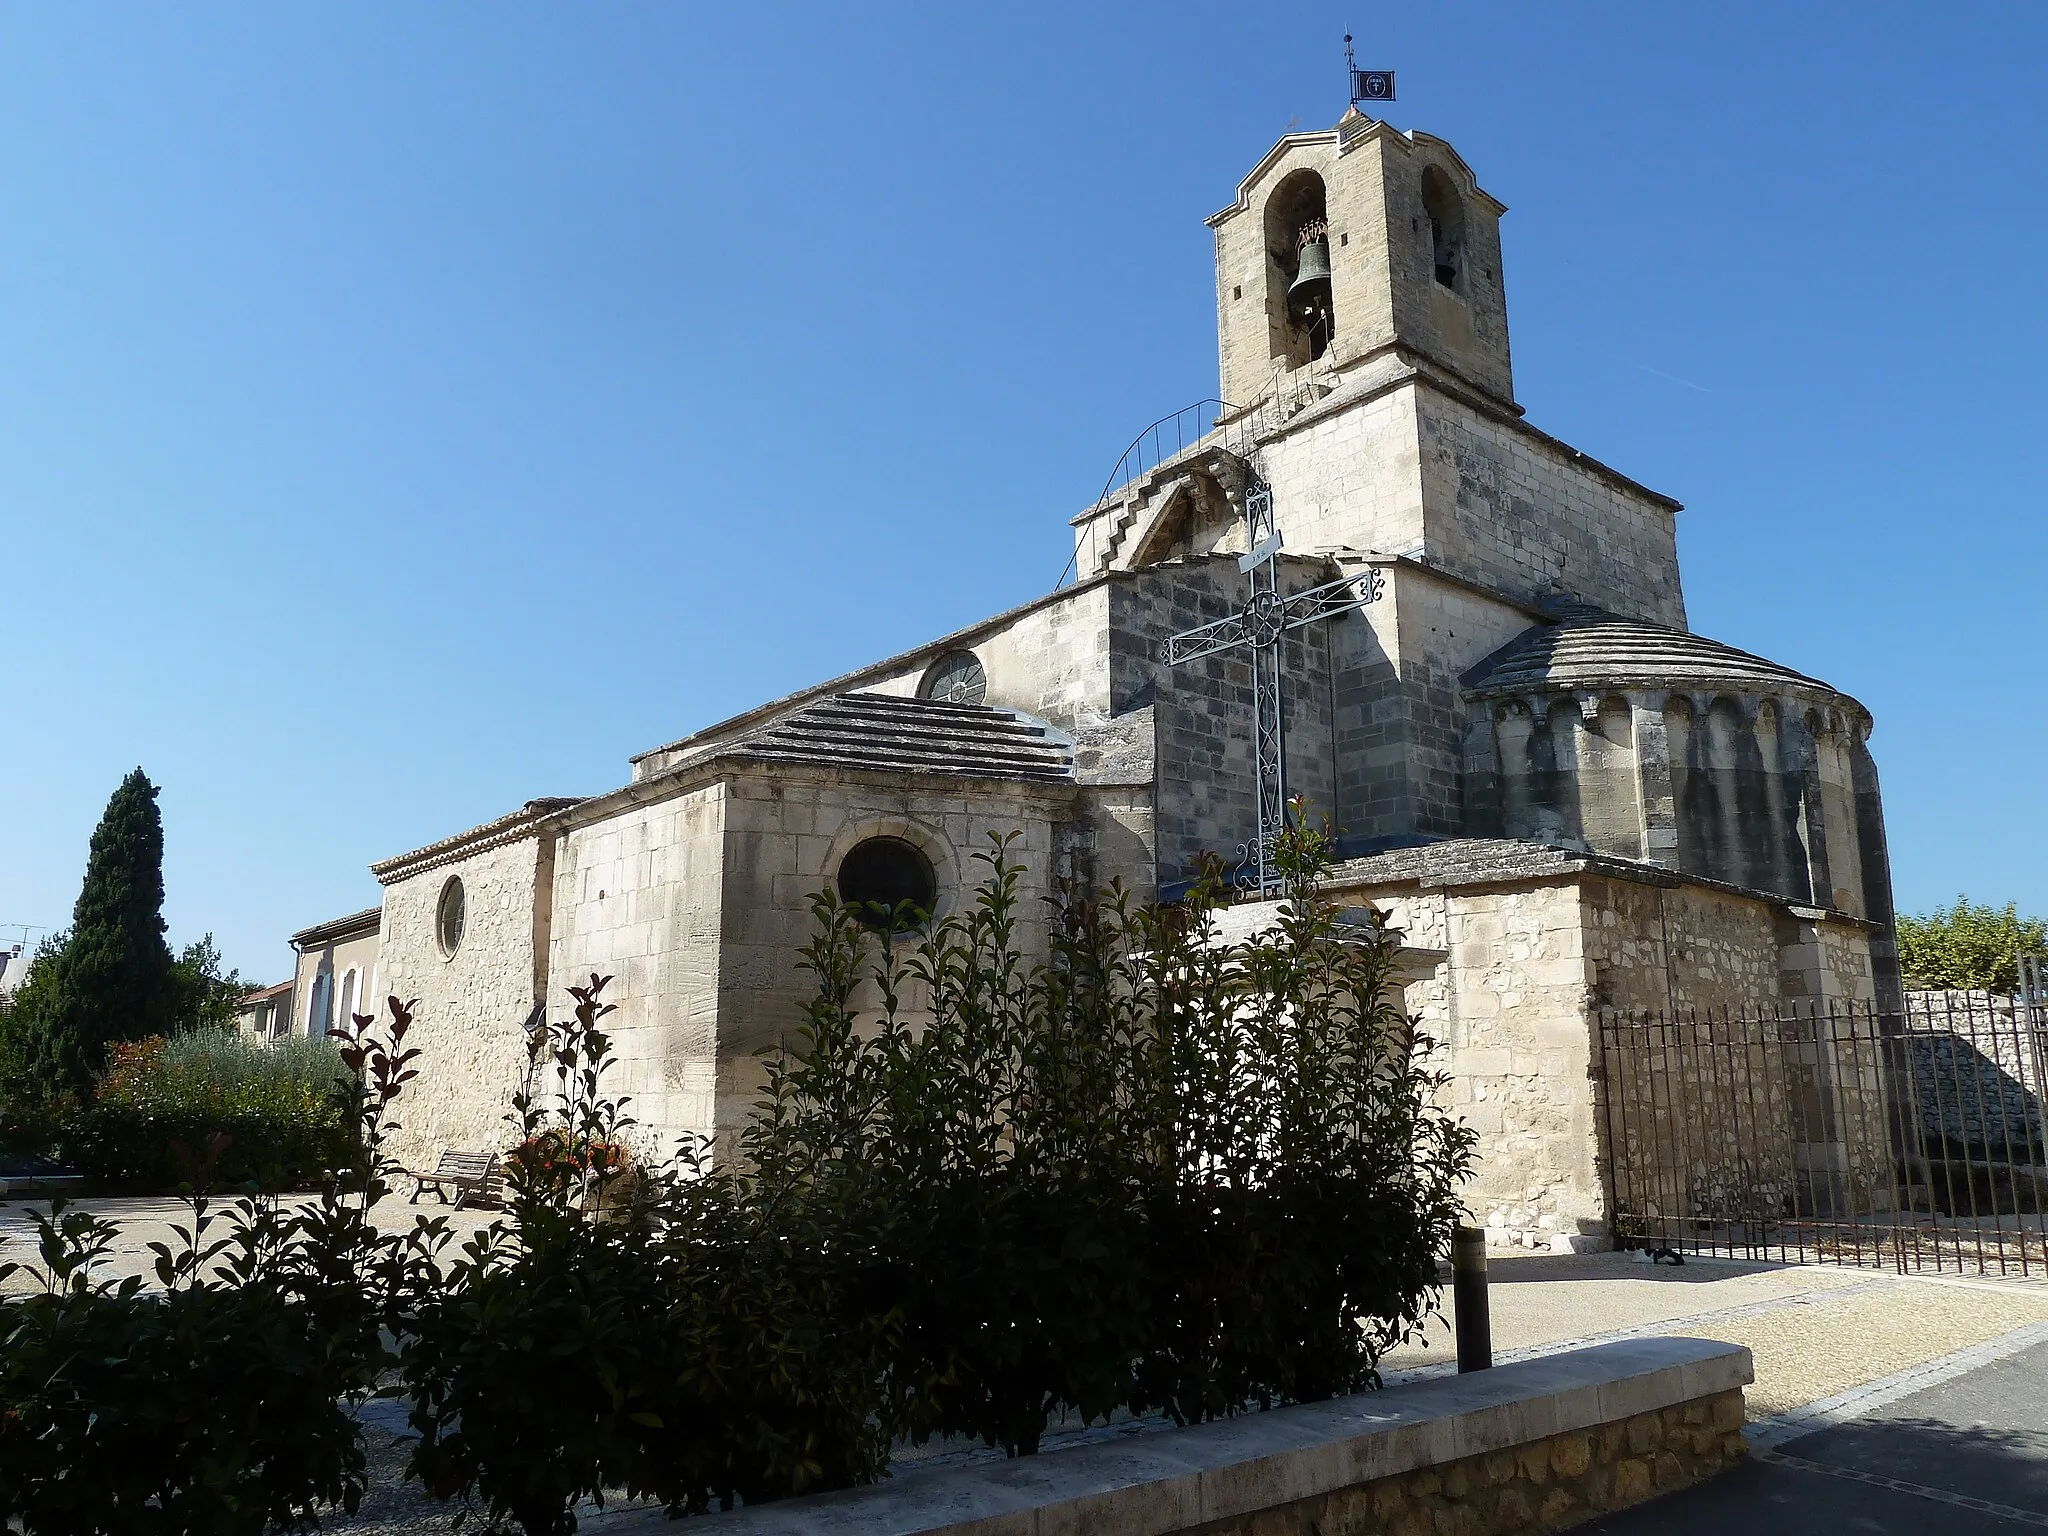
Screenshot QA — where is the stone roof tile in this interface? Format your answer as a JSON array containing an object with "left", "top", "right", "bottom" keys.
[
  {"left": 721, "top": 693, "right": 1074, "bottom": 784},
  {"left": 1461, "top": 606, "right": 1838, "bottom": 700}
]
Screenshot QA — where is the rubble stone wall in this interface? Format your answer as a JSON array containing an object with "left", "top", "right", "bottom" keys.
[{"left": 375, "top": 834, "right": 550, "bottom": 1171}]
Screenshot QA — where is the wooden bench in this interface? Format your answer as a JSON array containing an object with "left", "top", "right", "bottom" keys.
[{"left": 405, "top": 1150, "right": 502, "bottom": 1210}]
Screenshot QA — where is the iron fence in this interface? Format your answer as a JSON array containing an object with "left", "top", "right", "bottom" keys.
[{"left": 1597, "top": 993, "right": 2048, "bottom": 1276}]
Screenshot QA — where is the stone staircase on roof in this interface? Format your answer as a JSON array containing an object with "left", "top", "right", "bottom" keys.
[{"left": 724, "top": 693, "right": 1074, "bottom": 784}]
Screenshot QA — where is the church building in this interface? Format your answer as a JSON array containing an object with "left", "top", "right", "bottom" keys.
[{"left": 362, "top": 109, "right": 1898, "bottom": 1253}]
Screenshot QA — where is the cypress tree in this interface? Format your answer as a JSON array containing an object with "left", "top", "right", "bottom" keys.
[{"left": 29, "top": 769, "right": 177, "bottom": 1098}]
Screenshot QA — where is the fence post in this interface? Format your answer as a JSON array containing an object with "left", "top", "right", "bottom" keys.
[{"left": 1453, "top": 1225, "right": 1491, "bottom": 1372}]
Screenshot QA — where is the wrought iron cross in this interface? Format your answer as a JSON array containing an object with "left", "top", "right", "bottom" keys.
[{"left": 1162, "top": 465, "right": 1383, "bottom": 894}]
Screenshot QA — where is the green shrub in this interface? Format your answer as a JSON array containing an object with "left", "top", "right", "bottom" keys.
[
  {"left": 1898, "top": 896, "right": 2047, "bottom": 994},
  {"left": 402, "top": 820, "right": 1475, "bottom": 1529},
  {"left": 401, "top": 977, "right": 895, "bottom": 1533},
  {"left": 59, "top": 1030, "right": 355, "bottom": 1191},
  {"left": 0, "top": 822, "right": 1476, "bottom": 1536},
  {"left": 0, "top": 1006, "right": 438, "bottom": 1535}
]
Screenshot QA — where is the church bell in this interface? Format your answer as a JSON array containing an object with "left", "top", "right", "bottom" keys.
[{"left": 1287, "top": 218, "right": 1332, "bottom": 321}]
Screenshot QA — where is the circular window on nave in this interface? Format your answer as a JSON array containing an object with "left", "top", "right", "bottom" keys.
[
  {"left": 436, "top": 875, "right": 466, "bottom": 958},
  {"left": 919, "top": 649, "right": 987, "bottom": 705},
  {"left": 836, "top": 836, "right": 938, "bottom": 931}
]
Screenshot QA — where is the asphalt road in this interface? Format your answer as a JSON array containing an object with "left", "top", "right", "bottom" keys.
[{"left": 1587, "top": 1338, "right": 2048, "bottom": 1533}]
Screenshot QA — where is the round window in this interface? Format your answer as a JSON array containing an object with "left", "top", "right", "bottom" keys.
[
  {"left": 836, "top": 836, "right": 938, "bottom": 930},
  {"left": 436, "top": 876, "right": 466, "bottom": 957},
  {"left": 919, "top": 650, "right": 986, "bottom": 705}
]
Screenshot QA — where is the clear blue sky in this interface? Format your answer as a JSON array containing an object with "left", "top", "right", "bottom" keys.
[{"left": 2, "top": 4, "right": 2043, "bottom": 983}]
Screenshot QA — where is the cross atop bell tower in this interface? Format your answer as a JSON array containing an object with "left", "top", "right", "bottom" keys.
[{"left": 1207, "top": 114, "right": 1516, "bottom": 413}]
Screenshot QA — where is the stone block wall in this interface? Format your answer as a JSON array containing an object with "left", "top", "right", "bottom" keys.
[
  {"left": 549, "top": 782, "right": 728, "bottom": 1159},
  {"left": 1187, "top": 1389, "right": 1747, "bottom": 1536},
  {"left": 712, "top": 768, "right": 1071, "bottom": 1152},
  {"left": 1343, "top": 858, "right": 1893, "bottom": 1249},
  {"left": 861, "top": 581, "right": 1115, "bottom": 733},
  {"left": 1258, "top": 382, "right": 1427, "bottom": 560},
  {"left": 376, "top": 834, "right": 550, "bottom": 1170},
  {"left": 1435, "top": 882, "right": 1607, "bottom": 1251},
  {"left": 1414, "top": 388, "right": 1684, "bottom": 627},
  {"left": 1108, "top": 558, "right": 1338, "bottom": 883},
  {"left": 1348, "top": 565, "right": 1535, "bottom": 841}
]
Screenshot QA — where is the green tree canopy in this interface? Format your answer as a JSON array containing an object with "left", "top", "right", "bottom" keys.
[
  {"left": 170, "top": 935, "right": 249, "bottom": 1035},
  {"left": 14, "top": 769, "right": 178, "bottom": 1099},
  {"left": 1897, "top": 896, "right": 2048, "bottom": 994}
]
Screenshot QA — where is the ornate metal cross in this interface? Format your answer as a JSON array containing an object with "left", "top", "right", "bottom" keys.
[{"left": 1162, "top": 464, "right": 1383, "bottom": 894}]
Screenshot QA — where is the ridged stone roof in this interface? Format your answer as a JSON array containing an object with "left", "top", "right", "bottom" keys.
[
  {"left": 1461, "top": 607, "right": 1837, "bottom": 700},
  {"left": 717, "top": 693, "right": 1074, "bottom": 784}
]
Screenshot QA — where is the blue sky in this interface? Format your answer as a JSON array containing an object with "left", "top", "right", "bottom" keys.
[{"left": 2, "top": 4, "right": 2043, "bottom": 982}]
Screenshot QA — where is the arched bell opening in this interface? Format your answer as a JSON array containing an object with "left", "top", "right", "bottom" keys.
[
  {"left": 1264, "top": 169, "right": 1335, "bottom": 368},
  {"left": 1420, "top": 163, "right": 1467, "bottom": 294}
]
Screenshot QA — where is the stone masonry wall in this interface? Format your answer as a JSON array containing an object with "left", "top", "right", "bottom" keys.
[
  {"left": 1184, "top": 1389, "right": 1748, "bottom": 1536},
  {"left": 1364, "top": 565, "right": 1535, "bottom": 841},
  {"left": 861, "top": 581, "right": 1114, "bottom": 733},
  {"left": 1258, "top": 383, "right": 1427, "bottom": 561},
  {"left": 1109, "top": 558, "right": 1337, "bottom": 883},
  {"left": 1414, "top": 388, "right": 1684, "bottom": 627},
  {"left": 1339, "top": 865, "right": 1882, "bottom": 1250},
  {"left": 1430, "top": 882, "right": 1607, "bottom": 1251},
  {"left": 549, "top": 782, "right": 728, "bottom": 1159},
  {"left": 712, "top": 769, "right": 1070, "bottom": 1152},
  {"left": 1582, "top": 878, "right": 1784, "bottom": 1013},
  {"left": 377, "top": 835, "right": 549, "bottom": 1171}
]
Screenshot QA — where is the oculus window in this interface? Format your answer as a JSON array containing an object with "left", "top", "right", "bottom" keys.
[
  {"left": 436, "top": 876, "right": 467, "bottom": 958},
  {"left": 837, "top": 836, "right": 937, "bottom": 930},
  {"left": 919, "top": 650, "right": 987, "bottom": 705}
]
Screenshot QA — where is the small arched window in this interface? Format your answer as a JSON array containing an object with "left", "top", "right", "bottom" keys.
[
  {"left": 337, "top": 969, "right": 359, "bottom": 1035},
  {"left": 1420, "top": 164, "right": 1465, "bottom": 292},
  {"left": 308, "top": 972, "right": 333, "bottom": 1037}
]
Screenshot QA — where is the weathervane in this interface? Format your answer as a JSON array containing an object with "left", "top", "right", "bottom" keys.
[
  {"left": 1162, "top": 460, "right": 1384, "bottom": 895},
  {"left": 1344, "top": 30, "right": 1396, "bottom": 110}
]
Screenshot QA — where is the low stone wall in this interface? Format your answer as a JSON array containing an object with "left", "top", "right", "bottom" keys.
[{"left": 596, "top": 1336, "right": 1751, "bottom": 1535}]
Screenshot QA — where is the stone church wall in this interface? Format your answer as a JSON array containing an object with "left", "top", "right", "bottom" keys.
[
  {"left": 376, "top": 833, "right": 552, "bottom": 1170},
  {"left": 1106, "top": 559, "right": 1338, "bottom": 882},
  {"left": 711, "top": 769, "right": 1072, "bottom": 1153},
  {"left": 1346, "top": 866, "right": 1886, "bottom": 1251},
  {"left": 549, "top": 781, "right": 728, "bottom": 1160},
  {"left": 1437, "top": 882, "right": 1607, "bottom": 1251},
  {"left": 1413, "top": 389, "right": 1685, "bottom": 627},
  {"left": 1256, "top": 383, "right": 1427, "bottom": 560},
  {"left": 861, "top": 581, "right": 1115, "bottom": 732},
  {"left": 1336, "top": 566, "right": 1534, "bottom": 843}
]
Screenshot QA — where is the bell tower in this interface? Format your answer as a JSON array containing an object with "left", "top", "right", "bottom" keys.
[{"left": 1208, "top": 111, "right": 1515, "bottom": 413}]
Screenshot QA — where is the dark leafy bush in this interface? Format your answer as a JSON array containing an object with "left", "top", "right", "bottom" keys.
[
  {"left": 58, "top": 1031, "right": 355, "bottom": 1191},
  {"left": 406, "top": 817, "right": 1474, "bottom": 1530},
  {"left": 0, "top": 1003, "right": 439, "bottom": 1535},
  {"left": 757, "top": 818, "right": 1474, "bottom": 1455},
  {"left": 0, "top": 818, "right": 1475, "bottom": 1536},
  {"left": 400, "top": 977, "right": 896, "bottom": 1533}
]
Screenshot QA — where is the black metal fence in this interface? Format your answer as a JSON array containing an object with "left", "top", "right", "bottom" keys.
[{"left": 1597, "top": 992, "right": 2048, "bottom": 1275}]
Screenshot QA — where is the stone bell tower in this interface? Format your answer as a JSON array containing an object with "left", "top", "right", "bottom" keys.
[{"left": 1209, "top": 109, "right": 1516, "bottom": 415}]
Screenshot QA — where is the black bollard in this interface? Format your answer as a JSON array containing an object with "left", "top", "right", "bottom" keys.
[{"left": 1452, "top": 1225, "right": 1491, "bottom": 1373}]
